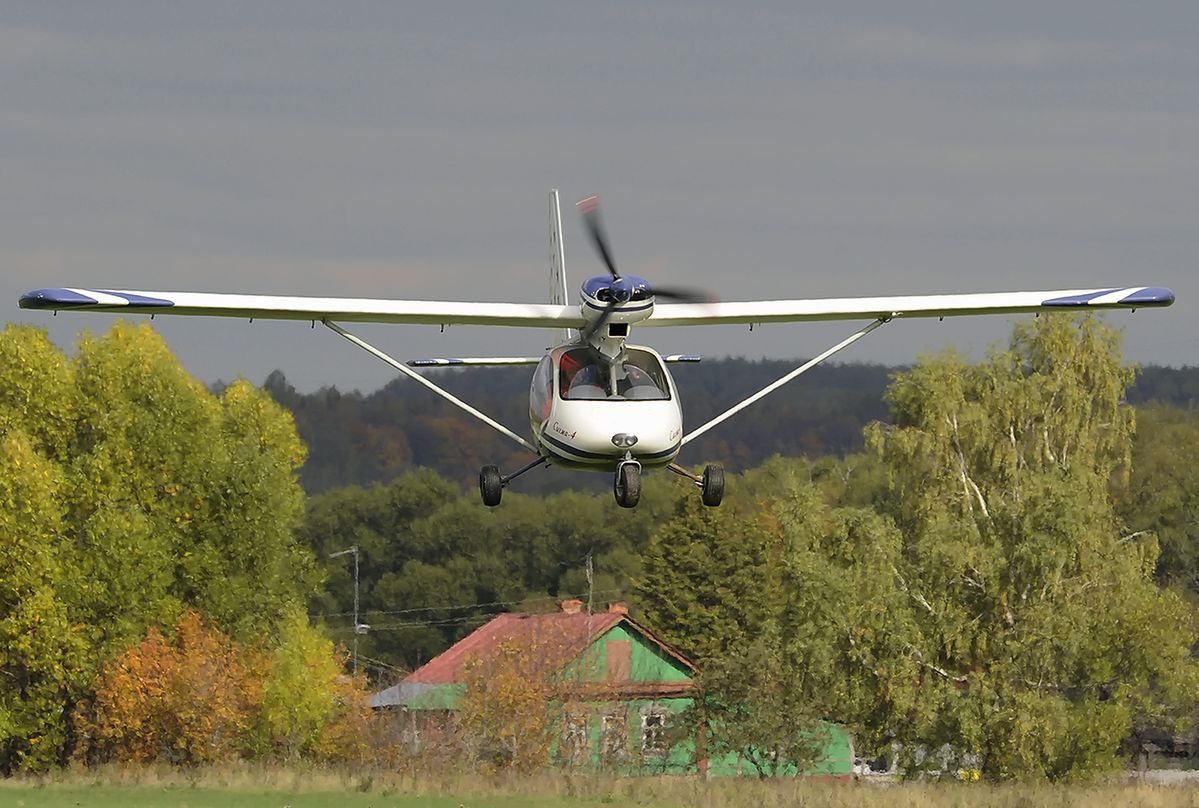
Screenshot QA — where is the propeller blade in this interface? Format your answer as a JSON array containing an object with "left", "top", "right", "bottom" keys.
[
  {"left": 648, "top": 285, "right": 719, "bottom": 304},
  {"left": 582, "top": 300, "right": 620, "bottom": 342},
  {"left": 577, "top": 195, "right": 620, "bottom": 280}
]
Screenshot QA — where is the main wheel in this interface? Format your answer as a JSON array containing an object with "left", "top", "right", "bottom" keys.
[
  {"left": 479, "top": 465, "right": 503, "bottom": 507},
  {"left": 614, "top": 463, "right": 642, "bottom": 508},
  {"left": 701, "top": 464, "right": 724, "bottom": 507}
]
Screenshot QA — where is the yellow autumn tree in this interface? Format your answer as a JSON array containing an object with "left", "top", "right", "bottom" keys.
[
  {"left": 82, "top": 611, "right": 264, "bottom": 764},
  {"left": 253, "top": 610, "right": 376, "bottom": 762},
  {"left": 455, "top": 631, "right": 568, "bottom": 774}
]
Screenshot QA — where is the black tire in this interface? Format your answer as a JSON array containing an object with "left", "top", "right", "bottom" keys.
[
  {"left": 479, "top": 465, "right": 503, "bottom": 507},
  {"left": 614, "top": 463, "right": 642, "bottom": 508},
  {"left": 701, "top": 464, "right": 724, "bottom": 507}
]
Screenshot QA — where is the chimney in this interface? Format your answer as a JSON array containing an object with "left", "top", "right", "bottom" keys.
[
  {"left": 607, "top": 601, "right": 628, "bottom": 615},
  {"left": 560, "top": 598, "right": 584, "bottom": 614}
]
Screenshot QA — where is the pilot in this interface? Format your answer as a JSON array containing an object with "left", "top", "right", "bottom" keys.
[
  {"left": 617, "top": 364, "right": 664, "bottom": 399},
  {"left": 566, "top": 364, "right": 607, "bottom": 398}
]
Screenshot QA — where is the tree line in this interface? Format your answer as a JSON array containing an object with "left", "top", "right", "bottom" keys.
[
  {"left": 259, "top": 356, "right": 1199, "bottom": 496},
  {"left": 5, "top": 315, "right": 1199, "bottom": 779}
]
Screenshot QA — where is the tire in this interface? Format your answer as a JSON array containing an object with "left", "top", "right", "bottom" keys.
[
  {"left": 614, "top": 463, "right": 642, "bottom": 508},
  {"left": 479, "top": 465, "right": 503, "bottom": 507},
  {"left": 701, "top": 464, "right": 724, "bottom": 507}
]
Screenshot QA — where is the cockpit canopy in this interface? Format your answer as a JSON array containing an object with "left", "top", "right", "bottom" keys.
[{"left": 559, "top": 347, "right": 670, "bottom": 401}]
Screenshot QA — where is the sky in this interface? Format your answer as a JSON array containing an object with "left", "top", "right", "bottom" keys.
[{"left": 4, "top": 2, "right": 1197, "bottom": 392}]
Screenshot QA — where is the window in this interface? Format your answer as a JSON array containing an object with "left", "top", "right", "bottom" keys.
[
  {"left": 530, "top": 354, "right": 553, "bottom": 422},
  {"left": 641, "top": 708, "right": 669, "bottom": 758},
  {"left": 600, "top": 709, "right": 628, "bottom": 765},
  {"left": 558, "top": 347, "right": 671, "bottom": 401},
  {"left": 559, "top": 709, "right": 589, "bottom": 765}
]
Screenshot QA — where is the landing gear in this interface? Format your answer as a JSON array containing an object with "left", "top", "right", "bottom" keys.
[
  {"left": 614, "top": 460, "right": 642, "bottom": 508},
  {"left": 701, "top": 463, "right": 724, "bottom": 507},
  {"left": 479, "top": 465, "right": 503, "bottom": 507},
  {"left": 667, "top": 461, "right": 724, "bottom": 507},
  {"left": 478, "top": 456, "right": 549, "bottom": 507}
]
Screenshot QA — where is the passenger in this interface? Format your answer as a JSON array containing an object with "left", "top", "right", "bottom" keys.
[
  {"left": 566, "top": 364, "right": 608, "bottom": 399},
  {"left": 559, "top": 349, "right": 595, "bottom": 397}
]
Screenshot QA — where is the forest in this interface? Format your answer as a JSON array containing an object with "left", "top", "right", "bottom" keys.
[
  {"left": 261, "top": 357, "right": 1199, "bottom": 495},
  {"left": 3, "top": 315, "right": 1199, "bottom": 780}
]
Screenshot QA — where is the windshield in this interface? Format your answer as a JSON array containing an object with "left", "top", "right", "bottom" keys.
[{"left": 559, "top": 348, "right": 670, "bottom": 401}]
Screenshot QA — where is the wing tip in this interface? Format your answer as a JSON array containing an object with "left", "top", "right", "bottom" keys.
[
  {"left": 1120, "top": 286, "right": 1175, "bottom": 307},
  {"left": 19, "top": 288, "right": 176, "bottom": 310},
  {"left": 1041, "top": 287, "right": 1175, "bottom": 308},
  {"left": 19, "top": 288, "right": 92, "bottom": 309}
]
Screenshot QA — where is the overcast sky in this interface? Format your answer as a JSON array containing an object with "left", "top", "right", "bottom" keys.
[{"left": 4, "top": 2, "right": 1196, "bottom": 392}]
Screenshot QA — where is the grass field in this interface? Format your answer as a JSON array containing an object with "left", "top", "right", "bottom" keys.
[{"left": 6, "top": 767, "right": 1199, "bottom": 808}]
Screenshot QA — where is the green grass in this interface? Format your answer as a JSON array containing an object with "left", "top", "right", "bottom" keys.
[
  {"left": 0, "top": 785, "right": 612, "bottom": 808},
  {"left": 5, "top": 767, "right": 1199, "bottom": 808}
]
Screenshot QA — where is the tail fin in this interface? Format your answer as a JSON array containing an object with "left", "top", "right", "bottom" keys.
[{"left": 548, "top": 189, "right": 572, "bottom": 342}]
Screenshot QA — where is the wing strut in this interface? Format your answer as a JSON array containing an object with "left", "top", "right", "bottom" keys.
[
  {"left": 681, "top": 317, "right": 891, "bottom": 446},
  {"left": 323, "top": 320, "right": 539, "bottom": 454}
]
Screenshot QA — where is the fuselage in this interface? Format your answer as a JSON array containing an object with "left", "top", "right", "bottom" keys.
[{"left": 529, "top": 343, "right": 682, "bottom": 471}]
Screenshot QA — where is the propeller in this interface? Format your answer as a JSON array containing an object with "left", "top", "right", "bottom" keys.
[{"left": 576, "top": 195, "right": 715, "bottom": 341}]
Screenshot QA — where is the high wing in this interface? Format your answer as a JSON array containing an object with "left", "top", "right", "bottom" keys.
[
  {"left": 19, "top": 288, "right": 585, "bottom": 329},
  {"left": 19, "top": 285, "right": 1173, "bottom": 328},
  {"left": 640, "top": 287, "right": 1175, "bottom": 327}
]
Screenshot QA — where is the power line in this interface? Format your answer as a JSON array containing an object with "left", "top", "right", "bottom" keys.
[
  {"left": 357, "top": 654, "right": 408, "bottom": 674},
  {"left": 361, "top": 615, "right": 495, "bottom": 631},
  {"left": 312, "top": 588, "right": 625, "bottom": 621}
]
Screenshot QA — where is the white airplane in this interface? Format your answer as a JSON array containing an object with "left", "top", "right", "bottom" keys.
[{"left": 20, "top": 191, "right": 1175, "bottom": 508}]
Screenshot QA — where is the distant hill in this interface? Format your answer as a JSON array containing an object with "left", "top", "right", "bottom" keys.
[{"left": 259, "top": 360, "right": 1199, "bottom": 495}]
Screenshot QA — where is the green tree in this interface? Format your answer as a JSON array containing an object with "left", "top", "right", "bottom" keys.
[
  {"left": 1117, "top": 403, "right": 1199, "bottom": 589},
  {"left": 303, "top": 471, "right": 667, "bottom": 670},
  {"left": 635, "top": 490, "right": 784, "bottom": 665},
  {"left": 687, "top": 627, "right": 837, "bottom": 778},
  {"left": 864, "top": 315, "right": 1199, "bottom": 779},
  {"left": 0, "top": 433, "right": 86, "bottom": 771},
  {"left": 0, "top": 323, "right": 319, "bottom": 768},
  {"left": 254, "top": 609, "right": 350, "bottom": 760}
]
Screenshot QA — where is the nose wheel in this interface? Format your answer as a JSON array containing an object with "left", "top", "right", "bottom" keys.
[{"left": 614, "top": 459, "right": 642, "bottom": 508}]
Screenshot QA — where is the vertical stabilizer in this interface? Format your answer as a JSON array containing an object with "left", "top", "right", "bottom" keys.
[{"left": 548, "top": 189, "right": 572, "bottom": 341}]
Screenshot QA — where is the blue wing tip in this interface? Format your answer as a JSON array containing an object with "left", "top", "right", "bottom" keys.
[
  {"left": 1120, "top": 287, "right": 1175, "bottom": 307},
  {"left": 1042, "top": 287, "right": 1175, "bottom": 308},
  {"left": 19, "top": 288, "right": 176, "bottom": 309},
  {"left": 19, "top": 288, "right": 92, "bottom": 309}
]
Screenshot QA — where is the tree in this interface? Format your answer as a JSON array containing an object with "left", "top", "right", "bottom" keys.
[
  {"left": 303, "top": 471, "right": 668, "bottom": 670},
  {"left": 455, "top": 633, "right": 565, "bottom": 774},
  {"left": 0, "top": 323, "right": 320, "bottom": 768},
  {"left": 862, "top": 314, "right": 1199, "bottom": 779},
  {"left": 688, "top": 634, "right": 837, "bottom": 778},
  {"left": 0, "top": 433, "right": 86, "bottom": 772},
  {"left": 635, "top": 491, "right": 784, "bottom": 665},
  {"left": 1117, "top": 403, "right": 1199, "bottom": 589},
  {"left": 254, "top": 610, "right": 359, "bottom": 760},
  {"left": 83, "top": 611, "right": 263, "bottom": 765}
]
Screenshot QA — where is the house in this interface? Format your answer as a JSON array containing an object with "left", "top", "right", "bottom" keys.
[{"left": 371, "top": 599, "right": 853, "bottom": 777}]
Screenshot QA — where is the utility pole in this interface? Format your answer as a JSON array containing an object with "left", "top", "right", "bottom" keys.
[{"left": 330, "top": 545, "right": 365, "bottom": 675}]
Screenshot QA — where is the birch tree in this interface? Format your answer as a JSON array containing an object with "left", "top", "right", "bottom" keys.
[{"left": 865, "top": 314, "right": 1199, "bottom": 779}]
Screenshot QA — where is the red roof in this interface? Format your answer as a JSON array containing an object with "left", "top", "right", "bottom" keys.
[{"left": 404, "top": 610, "right": 692, "bottom": 685}]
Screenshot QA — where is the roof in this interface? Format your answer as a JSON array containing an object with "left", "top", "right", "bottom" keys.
[
  {"left": 405, "top": 611, "right": 623, "bottom": 685},
  {"left": 370, "top": 681, "right": 445, "bottom": 710},
  {"left": 402, "top": 609, "right": 697, "bottom": 686}
]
